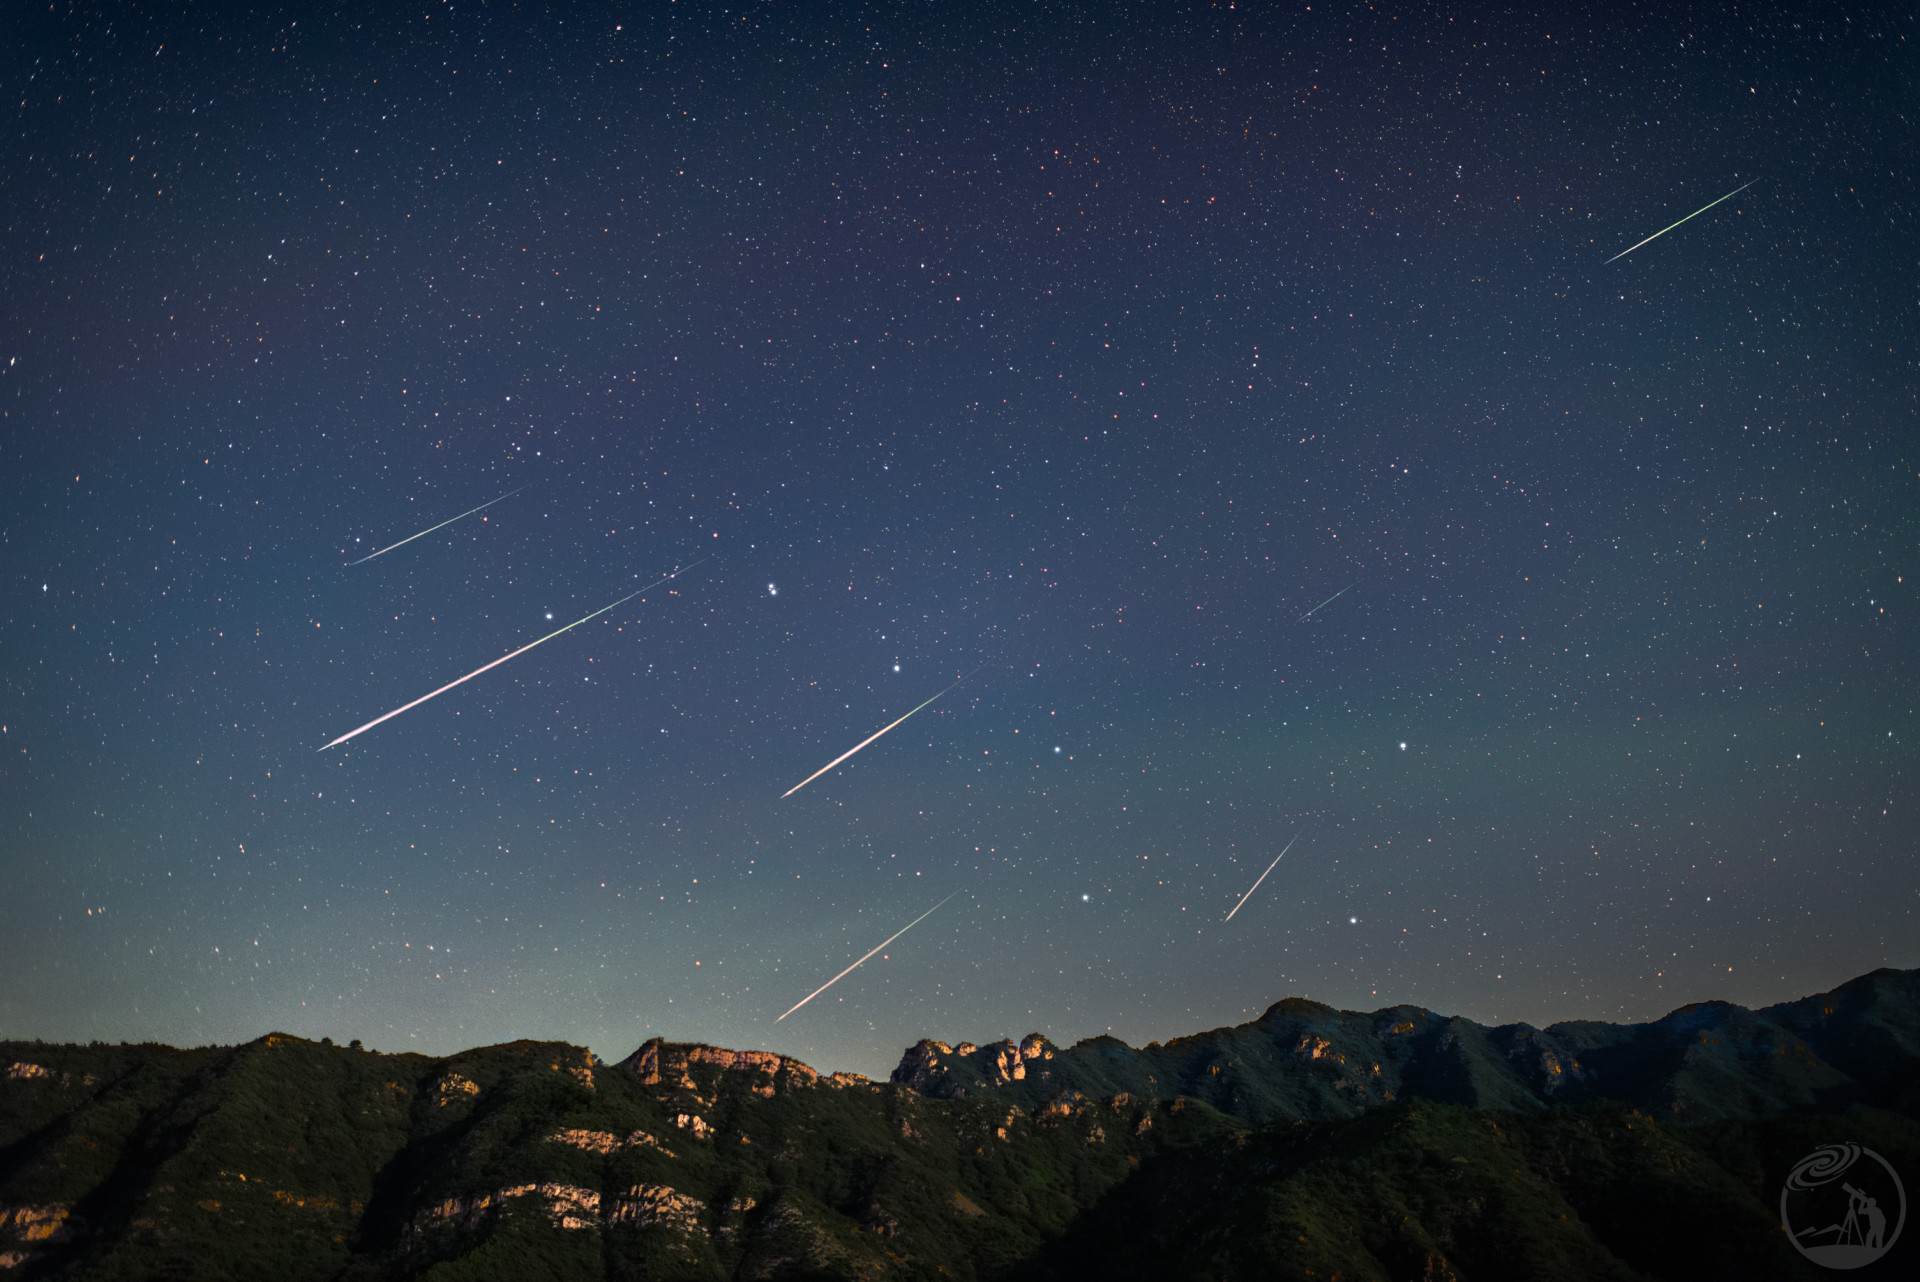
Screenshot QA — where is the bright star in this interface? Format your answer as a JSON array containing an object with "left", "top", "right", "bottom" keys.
[{"left": 1399, "top": 741, "right": 1407, "bottom": 750}]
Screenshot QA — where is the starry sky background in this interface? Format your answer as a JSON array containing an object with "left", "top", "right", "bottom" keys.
[{"left": 2, "top": 1, "right": 1914, "bottom": 1077}]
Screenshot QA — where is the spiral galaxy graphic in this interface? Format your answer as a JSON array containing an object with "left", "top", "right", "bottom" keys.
[{"left": 1786, "top": 1144, "right": 1862, "bottom": 1192}]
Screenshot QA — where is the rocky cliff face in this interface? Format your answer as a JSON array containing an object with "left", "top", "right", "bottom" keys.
[
  {"left": 889, "top": 967, "right": 1920, "bottom": 1123},
  {"left": 892, "top": 1033, "right": 1056, "bottom": 1097},
  {"left": 622, "top": 1038, "right": 828, "bottom": 1094}
]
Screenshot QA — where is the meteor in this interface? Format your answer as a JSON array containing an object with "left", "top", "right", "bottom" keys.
[
  {"left": 776, "top": 891, "right": 960, "bottom": 1022},
  {"left": 317, "top": 559, "right": 705, "bottom": 751},
  {"left": 1605, "top": 180, "right": 1755, "bottom": 264},
  {"left": 1224, "top": 835, "right": 1299, "bottom": 922},
  {"left": 1299, "top": 582, "right": 1355, "bottom": 622},
  {"left": 782, "top": 675, "right": 967, "bottom": 798},
  {"left": 346, "top": 486, "right": 526, "bottom": 566}
]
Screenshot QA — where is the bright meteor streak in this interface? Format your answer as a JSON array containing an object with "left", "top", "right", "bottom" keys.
[
  {"left": 317, "top": 559, "right": 705, "bottom": 751},
  {"left": 1299, "top": 581, "right": 1355, "bottom": 622},
  {"left": 1224, "top": 835, "right": 1299, "bottom": 922},
  {"left": 1605, "top": 180, "right": 1755, "bottom": 264},
  {"left": 782, "top": 678, "right": 963, "bottom": 798},
  {"left": 776, "top": 892, "right": 960, "bottom": 1022},
  {"left": 346, "top": 486, "right": 526, "bottom": 566}
]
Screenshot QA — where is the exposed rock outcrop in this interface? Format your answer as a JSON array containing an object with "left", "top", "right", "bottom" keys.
[
  {"left": 621, "top": 1039, "right": 819, "bottom": 1092},
  {"left": 605, "top": 1185, "right": 705, "bottom": 1233},
  {"left": 0, "top": 1204, "right": 72, "bottom": 1244},
  {"left": 549, "top": 1128, "right": 677, "bottom": 1158},
  {"left": 431, "top": 1072, "right": 481, "bottom": 1106},
  {"left": 409, "top": 1183, "right": 601, "bottom": 1239},
  {"left": 890, "top": 1032, "right": 1060, "bottom": 1096}
]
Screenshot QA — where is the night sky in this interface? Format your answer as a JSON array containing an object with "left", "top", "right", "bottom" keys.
[{"left": 3, "top": 2, "right": 1914, "bottom": 1078}]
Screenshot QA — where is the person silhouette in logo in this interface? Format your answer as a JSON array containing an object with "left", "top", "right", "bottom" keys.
[{"left": 1861, "top": 1190, "right": 1886, "bottom": 1250}]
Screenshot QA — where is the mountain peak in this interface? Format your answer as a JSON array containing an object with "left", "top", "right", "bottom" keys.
[{"left": 892, "top": 968, "right": 1920, "bottom": 1122}]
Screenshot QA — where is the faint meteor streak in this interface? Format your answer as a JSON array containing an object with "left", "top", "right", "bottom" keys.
[
  {"left": 1299, "top": 582, "right": 1355, "bottom": 622},
  {"left": 1224, "top": 835, "right": 1299, "bottom": 922},
  {"left": 317, "top": 559, "right": 705, "bottom": 751},
  {"left": 782, "top": 676, "right": 966, "bottom": 798},
  {"left": 346, "top": 486, "right": 526, "bottom": 565},
  {"left": 776, "top": 891, "right": 960, "bottom": 1022},
  {"left": 1605, "top": 180, "right": 1755, "bottom": 264}
]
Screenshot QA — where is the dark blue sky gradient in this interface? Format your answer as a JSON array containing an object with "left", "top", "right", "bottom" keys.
[{"left": 2, "top": 1, "right": 1913, "bottom": 1075}]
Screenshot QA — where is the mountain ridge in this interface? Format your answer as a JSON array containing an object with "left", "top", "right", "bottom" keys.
[
  {"left": 887, "top": 965, "right": 1920, "bottom": 1123},
  {"left": 2, "top": 967, "right": 1914, "bottom": 1279}
]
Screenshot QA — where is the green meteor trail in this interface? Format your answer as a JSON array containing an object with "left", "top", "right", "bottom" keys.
[
  {"left": 777, "top": 891, "right": 961, "bottom": 1022},
  {"left": 1299, "top": 581, "right": 1355, "bottom": 622},
  {"left": 782, "top": 678, "right": 962, "bottom": 797},
  {"left": 1605, "top": 180, "right": 1755, "bottom": 264},
  {"left": 317, "top": 559, "right": 705, "bottom": 750},
  {"left": 346, "top": 486, "right": 526, "bottom": 566}
]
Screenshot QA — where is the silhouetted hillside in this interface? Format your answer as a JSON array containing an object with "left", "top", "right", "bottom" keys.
[
  {"left": 891, "top": 967, "right": 1920, "bottom": 1124},
  {"left": 2, "top": 969, "right": 1914, "bottom": 1279}
]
